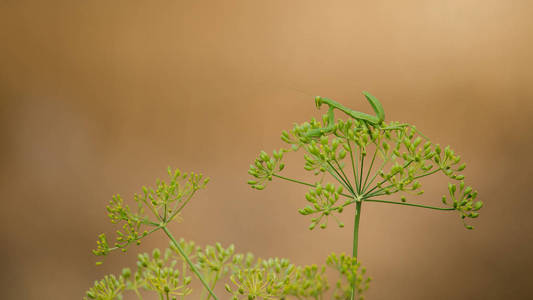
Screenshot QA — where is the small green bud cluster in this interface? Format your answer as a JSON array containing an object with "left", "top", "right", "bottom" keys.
[
  {"left": 169, "top": 238, "right": 200, "bottom": 258},
  {"left": 93, "top": 233, "right": 111, "bottom": 256},
  {"left": 303, "top": 137, "right": 348, "bottom": 175},
  {"left": 299, "top": 183, "right": 346, "bottom": 230},
  {"left": 106, "top": 194, "right": 147, "bottom": 253},
  {"left": 247, "top": 149, "right": 286, "bottom": 190},
  {"left": 137, "top": 248, "right": 193, "bottom": 298},
  {"left": 286, "top": 264, "right": 329, "bottom": 298},
  {"left": 326, "top": 253, "right": 371, "bottom": 300},
  {"left": 432, "top": 144, "right": 466, "bottom": 180},
  {"left": 197, "top": 242, "right": 235, "bottom": 272},
  {"left": 334, "top": 119, "right": 375, "bottom": 154},
  {"left": 137, "top": 167, "right": 209, "bottom": 223},
  {"left": 281, "top": 118, "right": 323, "bottom": 147},
  {"left": 85, "top": 275, "right": 125, "bottom": 300},
  {"left": 86, "top": 247, "right": 193, "bottom": 300},
  {"left": 374, "top": 127, "right": 438, "bottom": 197},
  {"left": 442, "top": 181, "right": 482, "bottom": 229},
  {"left": 225, "top": 258, "right": 296, "bottom": 299}
]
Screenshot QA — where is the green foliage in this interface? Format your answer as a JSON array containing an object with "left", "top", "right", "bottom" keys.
[{"left": 87, "top": 92, "right": 482, "bottom": 300}]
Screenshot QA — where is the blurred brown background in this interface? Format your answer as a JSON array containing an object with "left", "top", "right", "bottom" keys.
[{"left": 1, "top": 0, "right": 532, "bottom": 299}]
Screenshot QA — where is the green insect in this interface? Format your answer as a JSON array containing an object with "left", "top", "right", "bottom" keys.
[{"left": 306, "top": 91, "right": 386, "bottom": 137}]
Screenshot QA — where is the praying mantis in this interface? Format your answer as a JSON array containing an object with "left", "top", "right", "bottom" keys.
[{"left": 305, "top": 91, "right": 386, "bottom": 137}]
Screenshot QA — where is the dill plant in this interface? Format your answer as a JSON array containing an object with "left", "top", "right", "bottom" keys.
[{"left": 86, "top": 93, "right": 482, "bottom": 300}]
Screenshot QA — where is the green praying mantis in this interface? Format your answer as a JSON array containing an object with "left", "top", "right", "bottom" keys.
[{"left": 305, "top": 91, "right": 386, "bottom": 138}]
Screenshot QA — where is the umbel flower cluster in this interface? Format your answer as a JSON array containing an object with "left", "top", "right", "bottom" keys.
[
  {"left": 248, "top": 117, "right": 482, "bottom": 230},
  {"left": 86, "top": 92, "right": 482, "bottom": 300}
]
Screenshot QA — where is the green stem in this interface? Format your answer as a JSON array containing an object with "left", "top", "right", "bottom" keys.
[
  {"left": 322, "top": 163, "right": 353, "bottom": 193},
  {"left": 348, "top": 141, "right": 360, "bottom": 192},
  {"left": 132, "top": 286, "right": 144, "bottom": 300},
  {"left": 272, "top": 174, "right": 315, "bottom": 187},
  {"left": 106, "top": 226, "right": 161, "bottom": 252},
  {"left": 168, "top": 190, "right": 197, "bottom": 222},
  {"left": 333, "top": 159, "right": 356, "bottom": 193},
  {"left": 362, "top": 153, "right": 388, "bottom": 194},
  {"left": 274, "top": 174, "right": 453, "bottom": 211},
  {"left": 328, "top": 161, "right": 355, "bottom": 194},
  {"left": 363, "top": 161, "right": 413, "bottom": 196},
  {"left": 358, "top": 152, "right": 365, "bottom": 194},
  {"left": 362, "top": 146, "right": 378, "bottom": 191},
  {"left": 205, "top": 272, "right": 220, "bottom": 300},
  {"left": 162, "top": 226, "right": 219, "bottom": 300},
  {"left": 351, "top": 201, "right": 362, "bottom": 300},
  {"left": 363, "top": 198, "right": 455, "bottom": 210}
]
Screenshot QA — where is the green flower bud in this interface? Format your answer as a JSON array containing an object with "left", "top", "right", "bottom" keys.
[
  {"left": 469, "top": 212, "right": 479, "bottom": 218},
  {"left": 309, "top": 222, "right": 318, "bottom": 230},
  {"left": 260, "top": 151, "right": 269, "bottom": 161},
  {"left": 338, "top": 149, "right": 347, "bottom": 159},
  {"left": 435, "top": 144, "right": 441, "bottom": 154},
  {"left": 448, "top": 183, "right": 456, "bottom": 195},
  {"left": 473, "top": 201, "right": 483, "bottom": 211}
]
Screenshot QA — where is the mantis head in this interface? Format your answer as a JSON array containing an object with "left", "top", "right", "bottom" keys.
[{"left": 315, "top": 96, "right": 324, "bottom": 109}]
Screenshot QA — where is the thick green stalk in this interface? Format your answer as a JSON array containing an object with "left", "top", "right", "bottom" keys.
[
  {"left": 162, "top": 226, "right": 219, "bottom": 300},
  {"left": 351, "top": 201, "right": 362, "bottom": 300}
]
